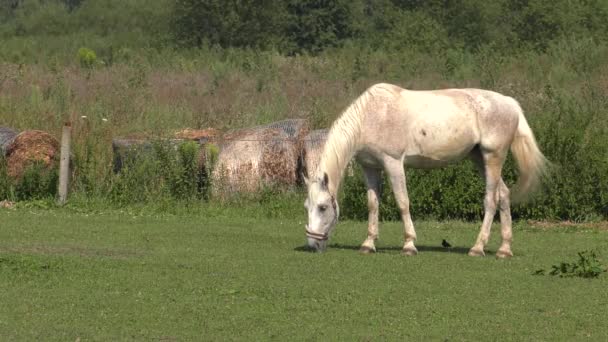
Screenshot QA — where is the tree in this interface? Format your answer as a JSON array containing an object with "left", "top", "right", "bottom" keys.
[
  {"left": 172, "top": 0, "right": 287, "bottom": 49},
  {"left": 284, "top": 0, "right": 353, "bottom": 54}
]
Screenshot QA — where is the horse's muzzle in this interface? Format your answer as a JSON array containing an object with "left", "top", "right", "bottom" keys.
[
  {"left": 307, "top": 238, "right": 327, "bottom": 252},
  {"left": 306, "top": 225, "right": 328, "bottom": 252}
]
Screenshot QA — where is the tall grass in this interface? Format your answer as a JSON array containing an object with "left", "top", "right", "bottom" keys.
[{"left": 0, "top": 36, "right": 607, "bottom": 220}]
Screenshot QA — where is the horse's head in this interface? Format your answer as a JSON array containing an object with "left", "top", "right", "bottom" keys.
[{"left": 304, "top": 172, "right": 339, "bottom": 252}]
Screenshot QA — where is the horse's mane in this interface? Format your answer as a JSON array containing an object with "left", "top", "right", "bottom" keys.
[{"left": 316, "top": 86, "right": 375, "bottom": 195}]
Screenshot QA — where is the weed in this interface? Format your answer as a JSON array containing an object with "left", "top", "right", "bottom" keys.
[{"left": 535, "top": 250, "right": 607, "bottom": 278}]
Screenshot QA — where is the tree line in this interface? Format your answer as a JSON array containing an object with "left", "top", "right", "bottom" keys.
[{"left": 2, "top": 0, "right": 608, "bottom": 56}]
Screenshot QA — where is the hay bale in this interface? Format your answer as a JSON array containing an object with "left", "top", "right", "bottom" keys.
[
  {"left": 302, "top": 128, "right": 356, "bottom": 179},
  {"left": 112, "top": 135, "right": 217, "bottom": 177},
  {"left": 0, "top": 127, "right": 18, "bottom": 156},
  {"left": 266, "top": 119, "right": 309, "bottom": 141},
  {"left": 111, "top": 138, "right": 155, "bottom": 173},
  {"left": 212, "top": 119, "right": 310, "bottom": 195},
  {"left": 5, "top": 130, "right": 60, "bottom": 179},
  {"left": 302, "top": 129, "right": 328, "bottom": 177},
  {"left": 174, "top": 128, "right": 222, "bottom": 143}
]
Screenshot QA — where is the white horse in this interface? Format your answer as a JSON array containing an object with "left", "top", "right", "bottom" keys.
[{"left": 304, "top": 83, "right": 547, "bottom": 258}]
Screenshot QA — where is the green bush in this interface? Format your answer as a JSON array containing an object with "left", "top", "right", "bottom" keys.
[{"left": 77, "top": 47, "right": 96, "bottom": 68}]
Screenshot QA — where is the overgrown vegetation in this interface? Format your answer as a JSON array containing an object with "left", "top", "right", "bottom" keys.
[
  {"left": 535, "top": 250, "right": 607, "bottom": 278},
  {"left": 0, "top": 0, "right": 607, "bottom": 221}
]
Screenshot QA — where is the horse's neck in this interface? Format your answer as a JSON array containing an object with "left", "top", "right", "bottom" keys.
[{"left": 317, "top": 108, "right": 363, "bottom": 196}]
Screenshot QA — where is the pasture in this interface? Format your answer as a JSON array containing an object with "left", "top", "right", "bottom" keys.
[{"left": 1, "top": 208, "right": 607, "bottom": 340}]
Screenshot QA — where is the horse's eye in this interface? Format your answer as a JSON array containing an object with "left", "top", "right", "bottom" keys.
[{"left": 318, "top": 205, "right": 328, "bottom": 212}]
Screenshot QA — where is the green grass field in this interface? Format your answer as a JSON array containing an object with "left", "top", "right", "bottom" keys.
[{"left": 1, "top": 208, "right": 608, "bottom": 341}]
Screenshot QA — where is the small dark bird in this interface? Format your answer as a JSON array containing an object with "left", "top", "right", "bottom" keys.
[{"left": 441, "top": 239, "right": 452, "bottom": 248}]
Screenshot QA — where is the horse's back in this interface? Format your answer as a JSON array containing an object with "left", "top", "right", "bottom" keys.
[{"left": 359, "top": 84, "right": 521, "bottom": 166}]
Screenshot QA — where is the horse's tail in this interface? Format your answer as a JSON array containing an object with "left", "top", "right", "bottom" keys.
[{"left": 510, "top": 108, "right": 548, "bottom": 202}]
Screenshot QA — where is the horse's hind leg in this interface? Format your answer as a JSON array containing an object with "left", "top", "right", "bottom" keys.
[
  {"left": 470, "top": 148, "right": 513, "bottom": 258},
  {"left": 384, "top": 158, "right": 417, "bottom": 256},
  {"left": 360, "top": 167, "right": 382, "bottom": 254},
  {"left": 496, "top": 179, "right": 513, "bottom": 258},
  {"left": 469, "top": 150, "right": 505, "bottom": 257}
]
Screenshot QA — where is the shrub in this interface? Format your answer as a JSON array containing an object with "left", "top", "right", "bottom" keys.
[{"left": 77, "top": 47, "right": 96, "bottom": 68}]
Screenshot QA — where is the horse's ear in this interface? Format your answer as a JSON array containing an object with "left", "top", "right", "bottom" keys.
[{"left": 321, "top": 172, "right": 329, "bottom": 190}]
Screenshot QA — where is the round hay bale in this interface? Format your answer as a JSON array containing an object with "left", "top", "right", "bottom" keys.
[
  {"left": 111, "top": 138, "right": 154, "bottom": 173},
  {"left": 259, "top": 128, "right": 299, "bottom": 185},
  {"left": 266, "top": 119, "right": 309, "bottom": 141},
  {"left": 267, "top": 119, "right": 310, "bottom": 183},
  {"left": 0, "top": 127, "right": 18, "bottom": 156},
  {"left": 112, "top": 136, "right": 214, "bottom": 177},
  {"left": 174, "top": 128, "right": 222, "bottom": 143},
  {"left": 302, "top": 129, "right": 328, "bottom": 178},
  {"left": 212, "top": 128, "right": 266, "bottom": 195},
  {"left": 302, "top": 128, "right": 356, "bottom": 180},
  {"left": 5, "top": 130, "right": 60, "bottom": 179},
  {"left": 211, "top": 119, "right": 310, "bottom": 196}
]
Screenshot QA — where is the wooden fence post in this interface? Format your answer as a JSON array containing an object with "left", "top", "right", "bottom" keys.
[{"left": 58, "top": 122, "right": 72, "bottom": 205}]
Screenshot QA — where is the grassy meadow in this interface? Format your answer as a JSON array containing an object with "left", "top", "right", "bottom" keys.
[
  {"left": 2, "top": 2, "right": 608, "bottom": 340},
  {"left": 1, "top": 208, "right": 608, "bottom": 340}
]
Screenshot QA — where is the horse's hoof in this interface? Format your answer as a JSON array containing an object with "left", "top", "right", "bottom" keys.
[
  {"left": 468, "top": 248, "right": 485, "bottom": 257},
  {"left": 359, "top": 246, "right": 376, "bottom": 254},
  {"left": 401, "top": 247, "right": 418, "bottom": 256},
  {"left": 496, "top": 249, "right": 513, "bottom": 259}
]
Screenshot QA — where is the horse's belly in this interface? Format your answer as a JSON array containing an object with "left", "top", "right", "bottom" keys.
[
  {"left": 355, "top": 151, "right": 383, "bottom": 168},
  {"left": 404, "top": 153, "right": 468, "bottom": 169},
  {"left": 403, "top": 130, "right": 476, "bottom": 168}
]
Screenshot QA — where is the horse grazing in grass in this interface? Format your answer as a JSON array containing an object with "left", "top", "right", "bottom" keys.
[{"left": 303, "top": 83, "right": 547, "bottom": 258}]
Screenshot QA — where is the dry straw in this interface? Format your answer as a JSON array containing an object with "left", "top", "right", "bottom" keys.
[
  {"left": 212, "top": 119, "right": 309, "bottom": 196},
  {"left": 4, "top": 130, "right": 60, "bottom": 179}
]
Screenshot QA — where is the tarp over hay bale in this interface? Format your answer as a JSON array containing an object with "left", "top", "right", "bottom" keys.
[
  {"left": 112, "top": 137, "right": 196, "bottom": 173},
  {"left": 111, "top": 137, "right": 156, "bottom": 173},
  {"left": 174, "top": 128, "right": 222, "bottom": 143},
  {"left": 4, "top": 130, "right": 60, "bottom": 179},
  {"left": 302, "top": 128, "right": 356, "bottom": 179},
  {"left": 112, "top": 134, "right": 218, "bottom": 174},
  {"left": 0, "top": 127, "right": 19, "bottom": 156},
  {"left": 302, "top": 129, "right": 328, "bottom": 178},
  {"left": 212, "top": 119, "right": 309, "bottom": 195}
]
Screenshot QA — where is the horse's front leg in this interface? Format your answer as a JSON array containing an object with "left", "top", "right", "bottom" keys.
[
  {"left": 360, "top": 167, "right": 382, "bottom": 254},
  {"left": 385, "top": 159, "right": 418, "bottom": 256}
]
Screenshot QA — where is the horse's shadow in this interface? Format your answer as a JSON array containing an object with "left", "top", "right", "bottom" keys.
[{"left": 294, "top": 243, "right": 481, "bottom": 255}]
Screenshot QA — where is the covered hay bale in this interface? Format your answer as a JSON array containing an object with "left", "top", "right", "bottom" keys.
[
  {"left": 0, "top": 127, "right": 18, "bottom": 156},
  {"left": 302, "top": 128, "right": 356, "bottom": 179},
  {"left": 111, "top": 137, "right": 155, "bottom": 173},
  {"left": 112, "top": 136, "right": 215, "bottom": 176},
  {"left": 266, "top": 119, "right": 309, "bottom": 141},
  {"left": 212, "top": 119, "right": 310, "bottom": 195},
  {"left": 5, "top": 130, "right": 60, "bottom": 179},
  {"left": 174, "top": 128, "right": 222, "bottom": 143},
  {"left": 302, "top": 129, "right": 328, "bottom": 178}
]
